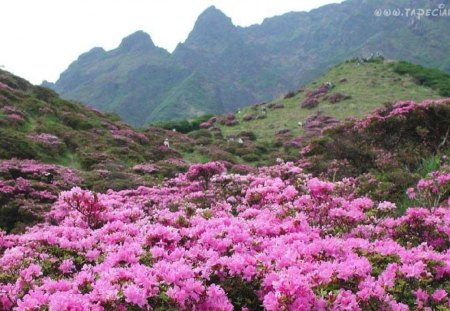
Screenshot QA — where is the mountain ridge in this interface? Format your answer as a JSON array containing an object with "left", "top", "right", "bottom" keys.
[{"left": 48, "top": 0, "right": 450, "bottom": 125}]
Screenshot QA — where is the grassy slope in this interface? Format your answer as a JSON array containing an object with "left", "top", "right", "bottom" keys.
[
  {"left": 0, "top": 69, "right": 194, "bottom": 191},
  {"left": 219, "top": 59, "right": 441, "bottom": 142}
]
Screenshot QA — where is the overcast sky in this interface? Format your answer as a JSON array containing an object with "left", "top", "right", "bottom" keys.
[{"left": 0, "top": 0, "right": 343, "bottom": 84}]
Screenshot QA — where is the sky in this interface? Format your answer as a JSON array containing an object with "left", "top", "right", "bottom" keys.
[{"left": 0, "top": 0, "right": 343, "bottom": 84}]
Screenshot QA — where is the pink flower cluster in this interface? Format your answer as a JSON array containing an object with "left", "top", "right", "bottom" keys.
[
  {"left": 186, "top": 161, "right": 226, "bottom": 190},
  {"left": 0, "top": 159, "right": 81, "bottom": 186},
  {"left": 61, "top": 188, "right": 107, "bottom": 228},
  {"left": 27, "top": 133, "right": 61, "bottom": 147},
  {"left": 355, "top": 98, "right": 450, "bottom": 130},
  {"left": 0, "top": 159, "right": 82, "bottom": 226},
  {"left": 110, "top": 128, "right": 149, "bottom": 144},
  {"left": 132, "top": 163, "right": 159, "bottom": 174},
  {"left": 300, "top": 84, "right": 332, "bottom": 108},
  {"left": 0, "top": 161, "right": 450, "bottom": 310},
  {"left": 1, "top": 106, "right": 25, "bottom": 124},
  {"left": 0, "top": 82, "right": 15, "bottom": 91},
  {"left": 407, "top": 166, "right": 450, "bottom": 208}
]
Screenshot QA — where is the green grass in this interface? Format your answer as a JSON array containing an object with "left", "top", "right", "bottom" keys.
[
  {"left": 397, "top": 150, "right": 449, "bottom": 214},
  {"left": 218, "top": 60, "right": 442, "bottom": 142},
  {"left": 57, "top": 151, "right": 83, "bottom": 170},
  {"left": 181, "top": 150, "right": 211, "bottom": 164},
  {"left": 416, "top": 155, "right": 442, "bottom": 178}
]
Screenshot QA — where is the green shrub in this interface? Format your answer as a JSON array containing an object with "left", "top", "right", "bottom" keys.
[
  {"left": 60, "top": 113, "right": 94, "bottom": 130},
  {"left": 84, "top": 170, "right": 139, "bottom": 192},
  {"left": 0, "top": 203, "right": 38, "bottom": 233},
  {"left": 392, "top": 61, "right": 450, "bottom": 97},
  {"left": 152, "top": 119, "right": 193, "bottom": 133},
  {"left": 190, "top": 114, "right": 214, "bottom": 130},
  {"left": 187, "top": 129, "right": 213, "bottom": 140},
  {"left": 241, "top": 153, "right": 261, "bottom": 162},
  {"left": 206, "top": 149, "right": 237, "bottom": 163},
  {"left": 238, "top": 131, "right": 257, "bottom": 141},
  {"left": 0, "top": 203, "right": 20, "bottom": 232},
  {"left": 152, "top": 114, "right": 214, "bottom": 134},
  {"left": 0, "top": 129, "right": 40, "bottom": 159},
  {"left": 33, "top": 86, "right": 57, "bottom": 102}
]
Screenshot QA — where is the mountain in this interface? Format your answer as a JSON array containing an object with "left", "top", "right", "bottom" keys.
[
  {"left": 48, "top": 0, "right": 450, "bottom": 126},
  {"left": 43, "top": 30, "right": 188, "bottom": 126}
]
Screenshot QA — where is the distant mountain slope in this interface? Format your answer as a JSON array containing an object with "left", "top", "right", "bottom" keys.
[
  {"left": 217, "top": 58, "right": 444, "bottom": 142},
  {"left": 48, "top": 0, "right": 450, "bottom": 126}
]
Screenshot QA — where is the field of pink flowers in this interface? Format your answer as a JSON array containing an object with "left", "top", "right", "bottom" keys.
[{"left": 1, "top": 160, "right": 450, "bottom": 310}]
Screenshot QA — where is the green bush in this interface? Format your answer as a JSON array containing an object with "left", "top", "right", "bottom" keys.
[
  {"left": 392, "top": 61, "right": 450, "bottom": 97},
  {"left": 187, "top": 129, "right": 213, "bottom": 140},
  {"left": 238, "top": 131, "right": 257, "bottom": 141},
  {"left": 152, "top": 119, "right": 193, "bottom": 133},
  {"left": 241, "top": 153, "right": 261, "bottom": 162},
  {"left": 190, "top": 114, "right": 214, "bottom": 130},
  {"left": 0, "top": 129, "right": 40, "bottom": 159},
  {"left": 0, "top": 204, "right": 20, "bottom": 232},
  {"left": 84, "top": 170, "right": 139, "bottom": 192},
  {"left": 60, "top": 113, "right": 94, "bottom": 130},
  {"left": 0, "top": 203, "right": 38, "bottom": 233},
  {"left": 33, "top": 86, "right": 58, "bottom": 102},
  {"left": 152, "top": 114, "right": 214, "bottom": 134}
]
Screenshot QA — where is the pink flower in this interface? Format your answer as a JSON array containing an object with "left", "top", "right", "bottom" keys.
[
  {"left": 432, "top": 289, "right": 448, "bottom": 302},
  {"left": 307, "top": 178, "right": 334, "bottom": 196},
  {"left": 414, "top": 288, "right": 429, "bottom": 308},
  {"left": 20, "top": 264, "right": 42, "bottom": 283},
  {"left": 123, "top": 284, "right": 147, "bottom": 308},
  {"left": 198, "top": 285, "right": 233, "bottom": 311},
  {"left": 378, "top": 201, "right": 396, "bottom": 211},
  {"left": 59, "top": 259, "right": 75, "bottom": 274},
  {"left": 332, "top": 290, "right": 360, "bottom": 310},
  {"left": 2, "top": 158, "right": 450, "bottom": 309}
]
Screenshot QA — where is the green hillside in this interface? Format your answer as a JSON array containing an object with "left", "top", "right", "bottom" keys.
[
  {"left": 0, "top": 69, "right": 194, "bottom": 192},
  {"left": 151, "top": 59, "right": 448, "bottom": 168},
  {"left": 219, "top": 59, "right": 443, "bottom": 142},
  {"left": 3, "top": 59, "right": 448, "bottom": 183}
]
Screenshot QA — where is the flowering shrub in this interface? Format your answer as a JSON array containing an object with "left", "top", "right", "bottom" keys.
[
  {"left": 0, "top": 159, "right": 82, "bottom": 232},
  {"left": 407, "top": 167, "right": 450, "bottom": 208},
  {"left": 110, "top": 128, "right": 149, "bottom": 144},
  {"left": 186, "top": 161, "right": 226, "bottom": 190},
  {"left": 326, "top": 92, "right": 351, "bottom": 104},
  {"left": 61, "top": 188, "right": 106, "bottom": 228},
  {"left": 300, "top": 84, "right": 332, "bottom": 108},
  {"left": 132, "top": 163, "right": 159, "bottom": 175},
  {"left": 355, "top": 98, "right": 450, "bottom": 130},
  {"left": 303, "top": 98, "right": 450, "bottom": 202},
  {"left": 0, "top": 161, "right": 449, "bottom": 310},
  {"left": 27, "top": 133, "right": 61, "bottom": 147}
]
